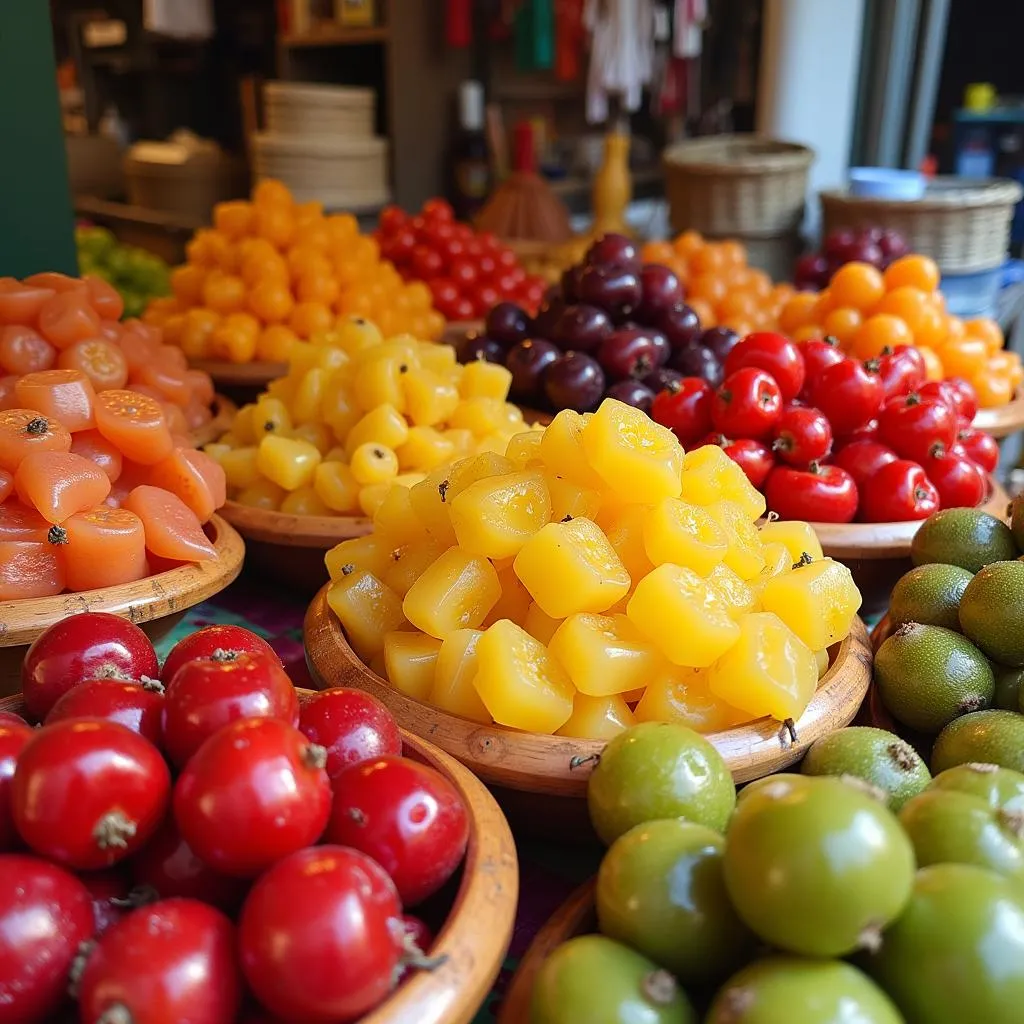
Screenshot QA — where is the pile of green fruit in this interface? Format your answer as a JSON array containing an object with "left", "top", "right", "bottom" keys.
[
  {"left": 75, "top": 225, "right": 171, "bottom": 319},
  {"left": 530, "top": 721, "right": 1024, "bottom": 1023}
]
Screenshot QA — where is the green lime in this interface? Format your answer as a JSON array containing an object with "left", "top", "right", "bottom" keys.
[
  {"left": 995, "top": 665, "right": 1024, "bottom": 710},
  {"left": 959, "top": 560, "right": 1024, "bottom": 666},
  {"left": 931, "top": 710, "right": 1024, "bottom": 774},
  {"left": 929, "top": 762, "right": 1024, "bottom": 812},
  {"left": 911, "top": 508, "right": 1017, "bottom": 573},
  {"left": 889, "top": 562, "right": 973, "bottom": 631}
]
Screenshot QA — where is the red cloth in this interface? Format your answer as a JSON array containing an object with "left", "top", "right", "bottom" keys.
[{"left": 555, "top": 0, "right": 585, "bottom": 80}]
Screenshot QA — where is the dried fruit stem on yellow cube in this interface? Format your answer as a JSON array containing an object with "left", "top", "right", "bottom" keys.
[
  {"left": 634, "top": 667, "right": 749, "bottom": 732},
  {"left": 557, "top": 693, "right": 635, "bottom": 739},
  {"left": 326, "top": 567, "right": 406, "bottom": 660},
  {"left": 383, "top": 631, "right": 442, "bottom": 700},
  {"left": 758, "top": 519, "right": 823, "bottom": 563},
  {"left": 429, "top": 628, "right": 491, "bottom": 723},
  {"left": 325, "top": 534, "right": 392, "bottom": 579},
  {"left": 402, "top": 546, "right": 501, "bottom": 638},
  {"left": 449, "top": 469, "right": 552, "bottom": 559},
  {"left": 382, "top": 540, "right": 445, "bottom": 596},
  {"left": 548, "top": 613, "right": 662, "bottom": 696}
]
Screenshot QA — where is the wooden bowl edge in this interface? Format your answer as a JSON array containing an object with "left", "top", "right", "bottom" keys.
[
  {"left": 190, "top": 393, "right": 238, "bottom": 449},
  {"left": 220, "top": 501, "right": 372, "bottom": 547}
]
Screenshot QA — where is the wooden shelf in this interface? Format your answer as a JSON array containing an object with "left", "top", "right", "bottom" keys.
[{"left": 280, "top": 25, "right": 390, "bottom": 47}]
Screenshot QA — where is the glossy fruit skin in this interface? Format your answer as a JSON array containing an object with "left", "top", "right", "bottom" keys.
[
  {"left": 530, "top": 934, "right": 697, "bottom": 1024},
  {"left": 553, "top": 304, "right": 612, "bottom": 353},
  {"left": 635, "top": 264, "right": 684, "bottom": 324},
  {"left": 22, "top": 611, "right": 159, "bottom": 720},
  {"left": 706, "top": 957, "right": 903, "bottom": 1024},
  {"left": 298, "top": 687, "right": 402, "bottom": 779},
  {"left": 930, "top": 763, "right": 1024, "bottom": 812},
  {"left": 0, "top": 720, "right": 33, "bottom": 850},
  {"left": 12, "top": 718, "right": 169, "bottom": 869},
  {"left": 831, "top": 440, "right": 898, "bottom": 488},
  {"left": 45, "top": 677, "right": 165, "bottom": 748},
  {"left": 723, "top": 774, "right": 915, "bottom": 956},
  {"left": 578, "top": 263, "right": 642, "bottom": 321},
  {"left": 587, "top": 722, "right": 736, "bottom": 845},
  {"left": 807, "top": 359, "right": 884, "bottom": 436},
  {"left": 80, "top": 866, "right": 132, "bottom": 935},
  {"left": 957, "top": 426, "right": 1000, "bottom": 474},
  {"left": 173, "top": 717, "right": 331, "bottom": 877},
  {"left": 670, "top": 343, "right": 723, "bottom": 387},
  {"left": 797, "top": 337, "right": 846, "bottom": 389},
  {"left": 238, "top": 845, "right": 404, "bottom": 1024},
  {"left": 866, "top": 863, "right": 1024, "bottom": 1024},
  {"left": 0, "top": 711, "right": 26, "bottom": 728},
  {"left": 642, "top": 366, "right": 684, "bottom": 393},
  {"left": 702, "top": 327, "right": 741, "bottom": 363},
  {"left": 544, "top": 351, "right": 606, "bottom": 412},
  {"left": 878, "top": 393, "right": 958, "bottom": 464},
  {"left": 78, "top": 898, "right": 242, "bottom": 1024},
  {"left": 771, "top": 405, "right": 832, "bottom": 467},
  {"left": 506, "top": 338, "right": 560, "bottom": 400},
  {"left": 724, "top": 332, "right": 805, "bottom": 401},
  {"left": 162, "top": 650, "right": 299, "bottom": 767},
  {"left": 876, "top": 344, "right": 927, "bottom": 397},
  {"left": 484, "top": 301, "right": 531, "bottom": 347},
  {"left": 0, "top": 853, "right": 95, "bottom": 1023},
  {"left": 657, "top": 304, "right": 702, "bottom": 350},
  {"left": 764, "top": 463, "right": 858, "bottom": 523},
  {"left": 711, "top": 368, "right": 784, "bottom": 440},
  {"left": 650, "top": 377, "right": 713, "bottom": 444},
  {"left": 723, "top": 437, "right": 774, "bottom": 488},
  {"left": 596, "top": 818, "right": 753, "bottom": 986},
  {"left": 457, "top": 334, "right": 504, "bottom": 365},
  {"left": 921, "top": 376, "right": 980, "bottom": 423},
  {"left": 859, "top": 459, "right": 941, "bottom": 522},
  {"left": 920, "top": 445, "right": 987, "bottom": 510},
  {"left": 160, "top": 624, "right": 280, "bottom": 685},
  {"left": 931, "top": 710, "right": 1024, "bottom": 775},
  {"left": 586, "top": 233, "right": 639, "bottom": 268},
  {"left": 604, "top": 379, "right": 656, "bottom": 411}
]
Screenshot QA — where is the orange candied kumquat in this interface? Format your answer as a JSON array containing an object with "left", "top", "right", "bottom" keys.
[
  {"left": 964, "top": 317, "right": 1004, "bottom": 354},
  {"left": 37, "top": 291, "right": 101, "bottom": 349},
  {"left": 0, "top": 325, "right": 57, "bottom": 375},
  {"left": 14, "top": 449, "right": 111, "bottom": 524},
  {"left": 93, "top": 389, "right": 174, "bottom": 465},
  {"left": 0, "top": 408, "right": 71, "bottom": 472},
  {"left": 850, "top": 314, "right": 913, "bottom": 360},
  {"left": 0, "top": 278, "right": 56, "bottom": 324},
  {"left": 883, "top": 253, "right": 940, "bottom": 293},
  {"left": 0, "top": 540, "right": 65, "bottom": 600},
  {"left": 57, "top": 338, "right": 129, "bottom": 391},
  {"left": 15, "top": 369, "right": 96, "bottom": 432},
  {"left": 60, "top": 505, "right": 149, "bottom": 590}
]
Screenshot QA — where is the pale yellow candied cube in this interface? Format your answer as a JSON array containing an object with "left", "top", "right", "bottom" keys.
[
  {"left": 444, "top": 428, "right": 476, "bottom": 458},
  {"left": 351, "top": 337, "right": 417, "bottom": 371},
  {"left": 403, "top": 547, "right": 501, "bottom": 638},
  {"left": 396, "top": 426, "right": 456, "bottom": 473},
  {"left": 345, "top": 404, "right": 410, "bottom": 457},
  {"left": 680, "top": 445, "right": 766, "bottom": 522},
  {"left": 335, "top": 315, "right": 383, "bottom": 355},
  {"left": 471, "top": 619, "right": 575, "bottom": 733},
  {"left": 291, "top": 368, "right": 328, "bottom": 424},
  {"left": 408, "top": 466, "right": 458, "bottom": 546},
  {"left": 219, "top": 446, "right": 261, "bottom": 490},
  {"left": 417, "top": 342, "right": 458, "bottom": 375},
  {"left": 556, "top": 693, "right": 635, "bottom": 740},
  {"left": 514, "top": 518, "right": 630, "bottom": 618},
  {"left": 280, "top": 486, "right": 332, "bottom": 516},
  {"left": 383, "top": 630, "right": 442, "bottom": 700},
  {"left": 231, "top": 404, "right": 257, "bottom": 444},
  {"left": 235, "top": 479, "right": 285, "bottom": 509},
  {"left": 256, "top": 435, "right": 321, "bottom": 491},
  {"left": 524, "top": 601, "right": 563, "bottom": 644},
  {"left": 548, "top": 612, "right": 662, "bottom": 696},
  {"left": 634, "top": 666, "right": 748, "bottom": 733},
  {"left": 449, "top": 397, "right": 511, "bottom": 437},
  {"left": 706, "top": 562, "right": 758, "bottom": 619},
  {"left": 321, "top": 378, "right": 362, "bottom": 441},
  {"left": 428, "top": 628, "right": 491, "bottom": 723},
  {"left": 505, "top": 429, "right": 544, "bottom": 469},
  {"left": 708, "top": 611, "right": 818, "bottom": 722},
  {"left": 642, "top": 498, "right": 728, "bottom": 575},
  {"left": 373, "top": 483, "right": 429, "bottom": 545},
  {"left": 626, "top": 564, "right": 740, "bottom": 668},
  {"left": 597, "top": 503, "right": 655, "bottom": 582},
  {"left": 353, "top": 353, "right": 408, "bottom": 414},
  {"left": 291, "top": 422, "right": 334, "bottom": 454},
  {"left": 483, "top": 563, "right": 533, "bottom": 627},
  {"left": 325, "top": 533, "right": 394, "bottom": 580},
  {"left": 326, "top": 568, "right": 406, "bottom": 661},
  {"left": 382, "top": 540, "right": 446, "bottom": 597},
  {"left": 459, "top": 359, "right": 513, "bottom": 400},
  {"left": 581, "top": 399, "right": 683, "bottom": 504},
  {"left": 358, "top": 482, "right": 393, "bottom": 518},
  {"left": 547, "top": 475, "right": 602, "bottom": 522},
  {"left": 760, "top": 541, "right": 792, "bottom": 578},
  {"left": 539, "top": 409, "right": 604, "bottom": 488},
  {"left": 253, "top": 396, "right": 292, "bottom": 441},
  {"left": 706, "top": 500, "right": 766, "bottom": 581},
  {"left": 758, "top": 518, "right": 823, "bottom": 563},
  {"left": 449, "top": 469, "right": 552, "bottom": 560},
  {"left": 446, "top": 452, "right": 515, "bottom": 498},
  {"left": 403, "top": 369, "right": 460, "bottom": 427},
  {"left": 350, "top": 443, "right": 399, "bottom": 486}
]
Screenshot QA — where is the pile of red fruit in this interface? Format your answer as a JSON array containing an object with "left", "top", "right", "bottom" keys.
[
  {"left": 794, "top": 226, "right": 910, "bottom": 292},
  {"left": 650, "top": 331, "right": 1000, "bottom": 523},
  {"left": 0, "top": 615, "right": 469, "bottom": 1024},
  {"left": 374, "top": 198, "right": 547, "bottom": 321}
]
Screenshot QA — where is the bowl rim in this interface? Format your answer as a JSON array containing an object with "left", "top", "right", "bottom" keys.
[
  {"left": 190, "top": 393, "right": 238, "bottom": 449},
  {"left": 219, "top": 500, "right": 372, "bottom": 548},
  {"left": 188, "top": 359, "right": 288, "bottom": 388},
  {"left": 973, "top": 389, "right": 1024, "bottom": 438}
]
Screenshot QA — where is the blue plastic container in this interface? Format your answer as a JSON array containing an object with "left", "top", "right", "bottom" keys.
[
  {"left": 940, "top": 265, "right": 1004, "bottom": 318},
  {"left": 848, "top": 167, "right": 926, "bottom": 200}
]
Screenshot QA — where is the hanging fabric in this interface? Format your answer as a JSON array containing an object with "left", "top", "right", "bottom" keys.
[
  {"left": 554, "top": 0, "right": 585, "bottom": 80},
  {"left": 446, "top": 0, "right": 473, "bottom": 47},
  {"left": 583, "top": 0, "right": 655, "bottom": 123}
]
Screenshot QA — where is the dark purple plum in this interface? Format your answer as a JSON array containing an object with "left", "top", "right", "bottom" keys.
[
  {"left": 830, "top": 237, "right": 883, "bottom": 270},
  {"left": 876, "top": 228, "right": 909, "bottom": 265},
  {"left": 793, "top": 252, "right": 829, "bottom": 292},
  {"left": 484, "top": 302, "right": 531, "bottom": 347},
  {"left": 824, "top": 228, "right": 857, "bottom": 259},
  {"left": 648, "top": 330, "right": 670, "bottom": 369},
  {"left": 458, "top": 334, "right": 506, "bottom": 364},
  {"left": 598, "top": 328, "right": 663, "bottom": 381},
  {"left": 552, "top": 304, "right": 613, "bottom": 353},
  {"left": 605, "top": 380, "right": 656, "bottom": 412},
  {"left": 532, "top": 298, "right": 566, "bottom": 341},
  {"left": 701, "top": 327, "right": 741, "bottom": 363},
  {"left": 561, "top": 264, "right": 586, "bottom": 304},
  {"left": 586, "top": 233, "right": 639, "bottom": 268},
  {"left": 671, "top": 344, "right": 723, "bottom": 387},
  {"left": 578, "top": 263, "right": 642, "bottom": 321},
  {"left": 658, "top": 304, "right": 703, "bottom": 351},
  {"left": 506, "top": 338, "right": 560, "bottom": 400},
  {"left": 544, "top": 351, "right": 606, "bottom": 412},
  {"left": 634, "top": 264, "right": 684, "bottom": 324},
  {"left": 643, "top": 367, "right": 684, "bottom": 393}
]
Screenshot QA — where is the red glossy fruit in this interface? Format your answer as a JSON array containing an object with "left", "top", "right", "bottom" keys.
[
  {"left": 721, "top": 437, "right": 775, "bottom": 488},
  {"left": 763, "top": 463, "right": 859, "bottom": 523},
  {"left": 78, "top": 898, "right": 242, "bottom": 1024},
  {"left": 45, "top": 677, "right": 165, "bottom": 748},
  {"left": 325, "top": 755, "right": 469, "bottom": 906},
  {"left": 0, "top": 720, "right": 33, "bottom": 850},
  {"left": 711, "top": 367, "right": 784, "bottom": 440},
  {"left": 0, "top": 854, "right": 94, "bottom": 1023},
  {"left": 22, "top": 612, "right": 159, "bottom": 721},
  {"left": 162, "top": 650, "right": 299, "bottom": 767},
  {"left": 877, "top": 392, "right": 958, "bottom": 464},
  {"left": 859, "top": 459, "right": 941, "bottom": 522},
  {"left": 79, "top": 867, "right": 132, "bottom": 935},
  {"left": 876, "top": 345, "right": 927, "bottom": 397},
  {"left": 957, "top": 426, "right": 1000, "bottom": 474},
  {"left": 173, "top": 717, "right": 331, "bottom": 877},
  {"left": 12, "top": 718, "right": 170, "bottom": 869},
  {"left": 941, "top": 376, "right": 980, "bottom": 423},
  {"left": 831, "top": 440, "right": 899, "bottom": 488},
  {"left": 298, "top": 687, "right": 402, "bottom": 779},
  {"left": 649, "top": 377, "right": 714, "bottom": 444},
  {"left": 724, "top": 332, "right": 806, "bottom": 401},
  {"left": 0, "top": 710, "right": 27, "bottom": 728},
  {"left": 837, "top": 417, "right": 880, "bottom": 444},
  {"left": 807, "top": 359, "right": 884, "bottom": 436},
  {"left": 160, "top": 624, "right": 280, "bottom": 684},
  {"left": 797, "top": 336, "right": 846, "bottom": 388},
  {"left": 238, "top": 845, "right": 404, "bottom": 1024},
  {"left": 771, "top": 405, "right": 832, "bottom": 468},
  {"left": 921, "top": 445, "right": 987, "bottom": 510}
]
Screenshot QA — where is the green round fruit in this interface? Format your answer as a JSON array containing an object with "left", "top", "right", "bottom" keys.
[
  {"left": 911, "top": 508, "right": 1017, "bottom": 572},
  {"left": 929, "top": 762, "right": 1024, "bottom": 812},
  {"left": 596, "top": 819, "right": 753, "bottom": 986},
  {"left": 874, "top": 623, "right": 994, "bottom": 733},
  {"left": 736, "top": 774, "right": 804, "bottom": 802},
  {"left": 800, "top": 726, "right": 931, "bottom": 811},
  {"left": 931, "top": 710, "right": 1024, "bottom": 774},
  {"left": 705, "top": 956, "right": 903, "bottom": 1024},
  {"left": 722, "top": 775, "right": 915, "bottom": 957},
  {"left": 898, "top": 789, "right": 1024, "bottom": 879},
  {"left": 959, "top": 560, "right": 1024, "bottom": 666},
  {"left": 587, "top": 723, "right": 735, "bottom": 845},
  {"left": 866, "top": 863, "right": 1024, "bottom": 1024},
  {"left": 995, "top": 665, "right": 1024, "bottom": 710},
  {"left": 889, "top": 562, "right": 973, "bottom": 631},
  {"left": 530, "top": 934, "right": 697, "bottom": 1024}
]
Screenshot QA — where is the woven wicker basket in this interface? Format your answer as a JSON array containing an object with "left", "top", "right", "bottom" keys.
[
  {"left": 662, "top": 134, "right": 815, "bottom": 238},
  {"left": 820, "top": 176, "right": 1023, "bottom": 273}
]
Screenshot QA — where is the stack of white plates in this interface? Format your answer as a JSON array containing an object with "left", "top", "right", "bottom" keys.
[{"left": 264, "top": 82, "right": 376, "bottom": 138}]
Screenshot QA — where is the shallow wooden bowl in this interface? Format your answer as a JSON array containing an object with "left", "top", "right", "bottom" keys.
[
  {"left": 440, "top": 320, "right": 484, "bottom": 348},
  {"left": 189, "top": 393, "right": 237, "bottom": 449},
  {"left": 219, "top": 500, "right": 371, "bottom": 594},
  {"left": 812, "top": 475, "right": 1009, "bottom": 617},
  {"left": 188, "top": 359, "right": 286, "bottom": 406},
  {"left": 0, "top": 515, "right": 244, "bottom": 698},
  {"left": 305, "top": 587, "right": 872, "bottom": 837},
  {"left": 974, "top": 390, "right": 1024, "bottom": 440},
  {"left": 0, "top": 688, "right": 518, "bottom": 1024}
]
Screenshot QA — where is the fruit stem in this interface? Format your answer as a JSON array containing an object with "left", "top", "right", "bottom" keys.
[
  {"left": 97, "top": 1004, "right": 134, "bottom": 1024},
  {"left": 791, "top": 552, "right": 814, "bottom": 569},
  {"left": 569, "top": 753, "right": 601, "bottom": 770},
  {"left": 822, "top": 335, "right": 840, "bottom": 348},
  {"left": 210, "top": 648, "right": 240, "bottom": 662},
  {"left": 341, "top": 563, "right": 355, "bottom": 576},
  {"left": 905, "top": 391, "right": 921, "bottom": 406},
  {"left": 302, "top": 742, "right": 329, "bottom": 771},
  {"left": 777, "top": 718, "right": 798, "bottom": 746},
  {"left": 641, "top": 970, "right": 679, "bottom": 1006},
  {"left": 140, "top": 676, "right": 165, "bottom": 693},
  {"left": 438, "top": 480, "right": 450, "bottom": 503},
  {"left": 25, "top": 417, "right": 49, "bottom": 435},
  {"left": 93, "top": 810, "right": 138, "bottom": 850},
  {"left": 68, "top": 939, "right": 96, "bottom": 997},
  {"left": 110, "top": 884, "right": 160, "bottom": 909},
  {"left": 857, "top": 923, "right": 883, "bottom": 953},
  {"left": 47, "top": 525, "right": 69, "bottom": 546}
]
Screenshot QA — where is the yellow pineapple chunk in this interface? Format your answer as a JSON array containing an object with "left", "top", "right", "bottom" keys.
[
  {"left": 706, "top": 563, "right": 758, "bottom": 619},
  {"left": 706, "top": 500, "right": 766, "bottom": 580},
  {"left": 446, "top": 452, "right": 516, "bottom": 498},
  {"left": 357, "top": 482, "right": 392, "bottom": 518},
  {"left": 597, "top": 503, "right": 655, "bottom": 582},
  {"left": 524, "top": 602, "right": 563, "bottom": 644},
  {"left": 403, "top": 547, "right": 501, "bottom": 638},
  {"left": 381, "top": 540, "right": 446, "bottom": 597},
  {"left": 383, "top": 630, "right": 442, "bottom": 700},
  {"left": 483, "top": 563, "right": 533, "bottom": 627},
  {"left": 547, "top": 475, "right": 602, "bottom": 522},
  {"left": 548, "top": 613, "right": 662, "bottom": 696},
  {"left": 761, "top": 541, "right": 792, "bottom": 578},
  {"left": 345, "top": 404, "right": 410, "bottom": 457},
  {"left": 396, "top": 426, "right": 456, "bottom": 472},
  {"left": 429, "top": 629, "right": 491, "bottom": 723},
  {"left": 403, "top": 369, "right": 460, "bottom": 427},
  {"left": 758, "top": 519, "right": 823, "bottom": 563},
  {"left": 256, "top": 435, "right": 321, "bottom": 491},
  {"left": 459, "top": 359, "right": 513, "bottom": 400},
  {"left": 449, "top": 397, "right": 511, "bottom": 437},
  {"left": 321, "top": 378, "right": 361, "bottom": 441},
  {"left": 643, "top": 498, "right": 728, "bottom": 575},
  {"left": 326, "top": 568, "right": 406, "bottom": 661},
  {"left": 557, "top": 693, "right": 635, "bottom": 740},
  {"left": 759, "top": 557, "right": 862, "bottom": 650},
  {"left": 680, "top": 445, "right": 766, "bottom": 522},
  {"left": 814, "top": 647, "right": 831, "bottom": 679},
  {"left": 449, "top": 469, "right": 552, "bottom": 560},
  {"left": 325, "top": 534, "right": 393, "bottom": 580},
  {"left": 634, "top": 666, "right": 748, "bottom": 732},
  {"left": 539, "top": 410, "right": 604, "bottom": 488},
  {"left": 372, "top": 484, "right": 428, "bottom": 546},
  {"left": 505, "top": 429, "right": 544, "bottom": 469},
  {"left": 408, "top": 466, "right": 458, "bottom": 546},
  {"left": 291, "top": 368, "right": 328, "bottom": 423}
]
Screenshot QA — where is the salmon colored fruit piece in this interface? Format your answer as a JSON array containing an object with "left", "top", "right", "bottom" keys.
[
  {"left": 137, "top": 361, "right": 191, "bottom": 406},
  {"left": 0, "top": 408, "right": 72, "bottom": 472},
  {"left": 23, "top": 272, "right": 86, "bottom": 294},
  {"left": 0, "top": 325, "right": 57, "bottom": 375},
  {"left": 57, "top": 338, "right": 128, "bottom": 391},
  {"left": 15, "top": 450, "right": 112, "bottom": 523},
  {"left": 116, "top": 329, "right": 160, "bottom": 374},
  {"left": 94, "top": 389, "right": 174, "bottom": 465},
  {"left": 0, "top": 502, "right": 52, "bottom": 541},
  {"left": 0, "top": 540, "right": 65, "bottom": 600},
  {"left": 154, "top": 345, "right": 189, "bottom": 372},
  {"left": 84, "top": 275, "right": 124, "bottom": 321},
  {"left": 0, "top": 278, "right": 55, "bottom": 323},
  {"left": 161, "top": 402, "right": 190, "bottom": 435},
  {"left": 70, "top": 429, "right": 123, "bottom": 482},
  {"left": 37, "top": 290, "right": 101, "bottom": 349},
  {"left": 15, "top": 369, "right": 96, "bottom": 432},
  {"left": 0, "top": 470, "right": 11, "bottom": 503},
  {"left": 0, "top": 377, "right": 18, "bottom": 411},
  {"left": 125, "top": 485, "right": 216, "bottom": 562},
  {"left": 184, "top": 369, "right": 215, "bottom": 407},
  {"left": 148, "top": 448, "right": 226, "bottom": 522},
  {"left": 61, "top": 505, "right": 148, "bottom": 590}
]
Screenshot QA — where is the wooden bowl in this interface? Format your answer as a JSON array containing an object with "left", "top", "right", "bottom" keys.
[
  {"left": 974, "top": 390, "right": 1024, "bottom": 440},
  {"left": 188, "top": 359, "right": 286, "bottom": 406},
  {"left": 219, "top": 500, "right": 371, "bottom": 594},
  {"left": 0, "top": 688, "right": 519, "bottom": 1024},
  {"left": 440, "top": 320, "right": 484, "bottom": 348},
  {"left": 189, "top": 393, "right": 237, "bottom": 449},
  {"left": 812, "top": 476, "right": 1009, "bottom": 617},
  {"left": 0, "top": 514, "right": 244, "bottom": 698},
  {"left": 305, "top": 587, "right": 872, "bottom": 838}
]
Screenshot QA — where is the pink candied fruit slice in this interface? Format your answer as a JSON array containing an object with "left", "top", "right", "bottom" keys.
[
  {"left": 0, "top": 502, "right": 52, "bottom": 541},
  {"left": 14, "top": 450, "right": 112, "bottom": 524},
  {"left": 148, "top": 448, "right": 226, "bottom": 523},
  {"left": 15, "top": 369, "right": 96, "bottom": 432},
  {"left": 93, "top": 389, "right": 173, "bottom": 465},
  {"left": 70, "top": 430, "right": 123, "bottom": 483},
  {"left": 124, "top": 484, "right": 217, "bottom": 562},
  {"left": 60, "top": 505, "right": 148, "bottom": 591},
  {"left": 0, "top": 409, "right": 72, "bottom": 473},
  {"left": 0, "top": 540, "right": 65, "bottom": 600}
]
